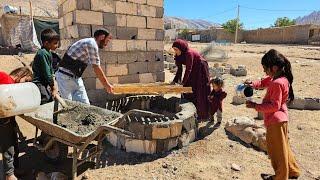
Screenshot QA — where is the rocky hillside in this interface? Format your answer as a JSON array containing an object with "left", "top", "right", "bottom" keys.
[
  {"left": 164, "top": 16, "right": 220, "bottom": 29},
  {"left": 0, "top": 0, "right": 57, "bottom": 18},
  {"left": 296, "top": 11, "right": 320, "bottom": 25}
]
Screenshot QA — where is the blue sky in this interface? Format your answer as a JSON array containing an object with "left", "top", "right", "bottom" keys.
[{"left": 164, "top": 0, "right": 320, "bottom": 29}]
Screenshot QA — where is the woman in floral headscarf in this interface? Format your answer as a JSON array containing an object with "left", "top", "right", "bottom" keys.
[{"left": 171, "top": 39, "right": 210, "bottom": 121}]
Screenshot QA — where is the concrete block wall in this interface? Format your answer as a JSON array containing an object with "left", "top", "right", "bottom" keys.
[
  {"left": 243, "top": 24, "right": 312, "bottom": 44},
  {"left": 58, "top": 0, "right": 165, "bottom": 106}
]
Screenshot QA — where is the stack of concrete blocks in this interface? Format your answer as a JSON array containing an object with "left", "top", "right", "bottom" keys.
[
  {"left": 231, "top": 65, "right": 247, "bottom": 77},
  {"left": 57, "top": 0, "right": 165, "bottom": 106},
  {"left": 106, "top": 96, "right": 197, "bottom": 154},
  {"left": 209, "top": 63, "right": 233, "bottom": 78},
  {"left": 164, "top": 54, "right": 177, "bottom": 73}
]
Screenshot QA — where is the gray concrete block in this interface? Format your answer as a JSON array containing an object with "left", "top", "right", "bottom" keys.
[
  {"left": 77, "top": 0, "right": 91, "bottom": 10},
  {"left": 116, "top": 27, "right": 138, "bottom": 40},
  {"left": 100, "top": 51, "right": 118, "bottom": 64},
  {"left": 232, "top": 96, "right": 246, "bottom": 105},
  {"left": 156, "top": 138, "right": 178, "bottom": 152},
  {"left": 155, "top": 72, "right": 165, "bottom": 82},
  {"left": 103, "top": 13, "right": 117, "bottom": 26},
  {"left": 182, "top": 116, "right": 196, "bottom": 132},
  {"left": 118, "top": 74, "right": 140, "bottom": 84},
  {"left": 128, "top": 122, "right": 145, "bottom": 139},
  {"left": 231, "top": 68, "right": 247, "bottom": 77},
  {"left": 147, "top": 60, "right": 164, "bottom": 72},
  {"left": 125, "top": 138, "right": 157, "bottom": 154},
  {"left": 78, "top": 24, "right": 91, "bottom": 38},
  {"left": 155, "top": 29, "right": 165, "bottom": 41},
  {"left": 178, "top": 129, "right": 196, "bottom": 148},
  {"left": 128, "top": 62, "right": 149, "bottom": 74},
  {"left": 304, "top": 98, "right": 320, "bottom": 110},
  {"left": 92, "top": 25, "right": 116, "bottom": 38},
  {"left": 117, "top": 52, "right": 138, "bottom": 64},
  {"left": 137, "top": 52, "right": 153, "bottom": 62},
  {"left": 155, "top": 51, "right": 164, "bottom": 61},
  {"left": 155, "top": 7, "right": 164, "bottom": 18},
  {"left": 288, "top": 98, "right": 305, "bottom": 110}
]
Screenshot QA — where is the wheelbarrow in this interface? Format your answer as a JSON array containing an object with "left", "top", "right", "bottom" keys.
[{"left": 19, "top": 100, "right": 133, "bottom": 179}]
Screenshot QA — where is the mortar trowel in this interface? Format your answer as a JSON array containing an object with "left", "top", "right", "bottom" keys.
[{"left": 53, "top": 95, "right": 77, "bottom": 115}]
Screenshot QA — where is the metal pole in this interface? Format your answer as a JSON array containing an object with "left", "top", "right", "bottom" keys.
[{"left": 235, "top": 5, "right": 240, "bottom": 44}]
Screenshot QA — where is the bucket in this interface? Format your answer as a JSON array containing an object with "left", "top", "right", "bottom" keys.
[{"left": 0, "top": 82, "right": 41, "bottom": 118}]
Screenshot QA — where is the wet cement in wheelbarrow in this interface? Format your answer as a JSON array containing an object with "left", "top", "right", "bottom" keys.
[{"left": 54, "top": 102, "right": 120, "bottom": 135}]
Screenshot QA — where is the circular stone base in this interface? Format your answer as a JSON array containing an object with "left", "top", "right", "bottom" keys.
[{"left": 106, "top": 95, "right": 197, "bottom": 154}]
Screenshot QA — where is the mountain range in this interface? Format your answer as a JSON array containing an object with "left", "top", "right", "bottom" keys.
[
  {"left": 164, "top": 16, "right": 220, "bottom": 30},
  {"left": 295, "top": 11, "right": 320, "bottom": 25},
  {"left": 165, "top": 11, "right": 320, "bottom": 30}
]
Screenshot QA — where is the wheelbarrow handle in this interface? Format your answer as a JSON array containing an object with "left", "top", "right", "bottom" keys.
[{"left": 103, "top": 124, "right": 134, "bottom": 137}]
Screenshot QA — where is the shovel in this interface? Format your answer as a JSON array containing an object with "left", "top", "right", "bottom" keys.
[{"left": 53, "top": 95, "right": 77, "bottom": 115}]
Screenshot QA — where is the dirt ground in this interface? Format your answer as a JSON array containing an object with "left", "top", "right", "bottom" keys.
[{"left": 0, "top": 43, "right": 319, "bottom": 180}]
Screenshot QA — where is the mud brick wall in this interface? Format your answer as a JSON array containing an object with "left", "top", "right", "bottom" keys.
[{"left": 58, "top": 0, "right": 165, "bottom": 106}]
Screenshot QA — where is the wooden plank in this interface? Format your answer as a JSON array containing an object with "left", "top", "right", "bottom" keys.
[{"left": 113, "top": 83, "right": 192, "bottom": 94}]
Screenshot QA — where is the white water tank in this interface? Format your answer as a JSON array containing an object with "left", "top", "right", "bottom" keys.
[{"left": 0, "top": 82, "right": 41, "bottom": 118}]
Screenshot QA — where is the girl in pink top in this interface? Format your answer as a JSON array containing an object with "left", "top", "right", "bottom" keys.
[{"left": 246, "top": 49, "right": 300, "bottom": 180}]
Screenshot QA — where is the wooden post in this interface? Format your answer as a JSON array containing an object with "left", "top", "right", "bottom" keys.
[
  {"left": 235, "top": 5, "right": 240, "bottom": 44},
  {"left": 29, "top": 0, "right": 33, "bottom": 19}
]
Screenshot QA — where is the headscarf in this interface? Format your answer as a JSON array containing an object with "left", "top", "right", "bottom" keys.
[{"left": 172, "top": 39, "right": 189, "bottom": 53}]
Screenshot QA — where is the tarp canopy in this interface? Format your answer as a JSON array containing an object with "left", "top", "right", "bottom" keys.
[
  {"left": 4, "top": 14, "right": 59, "bottom": 51},
  {"left": 33, "top": 18, "right": 59, "bottom": 46}
]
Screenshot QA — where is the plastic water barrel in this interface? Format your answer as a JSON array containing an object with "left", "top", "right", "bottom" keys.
[{"left": 0, "top": 82, "right": 41, "bottom": 118}]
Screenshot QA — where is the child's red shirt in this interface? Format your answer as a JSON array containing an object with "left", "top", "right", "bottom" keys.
[{"left": 252, "top": 76, "right": 289, "bottom": 127}]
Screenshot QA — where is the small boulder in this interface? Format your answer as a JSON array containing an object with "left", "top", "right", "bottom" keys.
[{"left": 231, "top": 163, "right": 241, "bottom": 171}]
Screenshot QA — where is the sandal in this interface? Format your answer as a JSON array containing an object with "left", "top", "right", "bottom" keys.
[{"left": 261, "top": 173, "right": 274, "bottom": 180}]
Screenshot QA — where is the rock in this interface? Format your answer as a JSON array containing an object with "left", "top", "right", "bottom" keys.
[
  {"left": 288, "top": 98, "right": 306, "bottom": 110},
  {"left": 81, "top": 173, "right": 89, "bottom": 180},
  {"left": 162, "top": 163, "right": 168, "bottom": 169},
  {"left": 305, "top": 98, "right": 320, "bottom": 110},
  {"left": 173, "top": 166, "right": 178, "bottom": 171},
  {"left": 226, "top": 117, "right": 267, "bottom": 152},
  {"left": 232, "top": 96, "right": 246, "bottom": 105},
  {"left": 297, "top": 125, "right": 303, "bottom": 130},
  {"left": 231, "top": 163, "right": 241, "bottom": 171},
  {"left": 231, "top": 67, "right": 247, "bottom": 77}
]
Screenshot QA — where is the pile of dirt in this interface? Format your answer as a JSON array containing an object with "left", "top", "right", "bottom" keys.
[{"left": 54, "top": 101, "right": 120, "bottom": 135}]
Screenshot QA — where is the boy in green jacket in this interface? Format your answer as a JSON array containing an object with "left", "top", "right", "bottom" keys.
[{"left": 32, "top": 29, "right": 59, "bottom": 104}]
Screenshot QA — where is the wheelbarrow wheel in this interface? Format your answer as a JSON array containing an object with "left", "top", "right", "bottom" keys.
[{"left": 42, "top": 134, "right": 68, "bottom": 164}]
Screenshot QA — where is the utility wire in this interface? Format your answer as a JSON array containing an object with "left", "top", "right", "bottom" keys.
[
  {"left": 202, "top": 6, "right": 237, "bottom": 19},
  {"left": 241, "top": 6, "right": 316, "bottom": 12}
]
